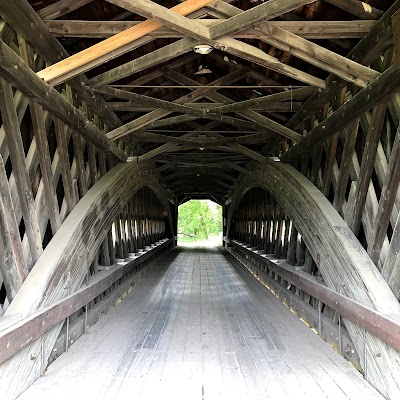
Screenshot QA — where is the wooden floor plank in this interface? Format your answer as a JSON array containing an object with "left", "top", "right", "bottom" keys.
[{"left": 17, "top": 247, "right": 384, "bottom": 400}]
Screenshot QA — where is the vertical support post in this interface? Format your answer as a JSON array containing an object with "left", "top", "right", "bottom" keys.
[
  {"left": 393, "top": 9, "right": 400, "bottom": 67},
  {"left": 318, "top": 299, "right": 322, "bottom": 336},
  {"left": 0, "top": 155, "right": 28, "bottom": 300}
]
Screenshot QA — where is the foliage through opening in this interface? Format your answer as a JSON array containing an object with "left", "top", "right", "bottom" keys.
[{"left": 178, "top": 200, "right": 222, "bottom": 246}]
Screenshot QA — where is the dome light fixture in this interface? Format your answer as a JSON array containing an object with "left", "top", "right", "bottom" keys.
[
  {"left": 194, "top": 65, "right": 212, "bottom": 75},
  {"left": 193, "top": 44, "right": 213, "bottom": 55}
]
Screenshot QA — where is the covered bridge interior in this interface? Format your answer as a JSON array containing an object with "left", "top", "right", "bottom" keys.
[{"left": 0, "top": 0, "right": 400, "bottom": 399}]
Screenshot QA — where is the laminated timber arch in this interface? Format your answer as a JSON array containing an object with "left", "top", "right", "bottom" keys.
[
  {"left": 0, "top": 161, "right": 173, "bottom": 400},
  {"left": 226, "top": 159, "right": 400, "bottom": 400}
]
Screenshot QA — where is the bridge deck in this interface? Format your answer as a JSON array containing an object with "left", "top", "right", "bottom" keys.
[{"left": 18, "top": 247, "right": 383, "bottom": 400}]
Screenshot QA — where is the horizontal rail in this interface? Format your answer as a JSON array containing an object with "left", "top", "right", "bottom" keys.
[
  {"left": 229, "top": 245, "right": 361, "bottom": 368},
  {"left": 0, "top": 239, "right": 172, "bottom": 365},
  {"left": 230, "top": 240, "right": 400, "bottom": 351}
]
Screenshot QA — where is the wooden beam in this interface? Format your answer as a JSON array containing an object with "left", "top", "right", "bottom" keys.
[
  {"left": 332, "top": 118, "right": 360, "bottom": 212},
  {"left": 383, "top": 216, "right": 400, "bottom": 298},
  {"left": 106, "top": 0, "right": 211, "bottom": 40},
  {"left": 324, "top": 0, "right": 383, "bottom": 20},
  {"left": 0, "top": 40, "right": 126, "bottom": 162},
  {"left": 138, "top": 122, "right": 219, "bottom": 162},
  {"left": 99, "top": 85, "right": 301, "bottom": 141},
  {"left": 89, "top": 37, "right": 197, "bottom": 88},
  {"left": 347, "top": 102, "right": 388, "bottom": 235},
  {"left": 45, "top": 19, "right": 375, "bottom": 39},
  {"left": 54, "top": 118, "right": 76, "bottom": 214},
  {"left": 281, "top": 65, "right": 400, "bottom": 161},
  {"left": 36, "top": 0, "right": 216, "bottom": 85},
  {"left": 164, "top": 69, "right": 304, "bottom": 142},
  {"left": 368, "top": 124, "right": 400, "bottom": 265},
  {"left": 141, "top": 115, "right": 199, "bottom": 130},
  {"left": 253, "top": 23, "right": 378, "bottom": 87},
  {"left": 393, "top": 10, "right": 400, "bottom": 67},
  {"left": 106, "top": 101, "right": 302, "bottom": 112},
  {"left": 286, "top": 1, "right": 399, "bottom": 131},
  {"left": 220, "top": 40, "right": 321, "bottom": 86},
  {"left": 0, "top": 155, "right": 28, "bottom": 301},
  {"left": 96, "top": 86, "right": 211, "bottom": 117},
  {"left": 117, "top": 0, "right": 325, "bottom": 88},
  {"left": 106, "top": 69, "right": 248, "bottom": 141},
  {"left": 224, "top": 161, "right": 250, "bottom": 175},
  {"left": 125, "top": 131, "right": 199, "bottom": 145},
  {"left": 208, "top": 0, "right": 315, "bottom": 39},
  {"left": 156, "top": 161, "right": 177, "bottom": 173},
  {"left": 211, "top": 1, "right": 377, "bottom": 87},
  {"left": 208, "top": 87, "right": 316, "bottom": 113},
  {"left": 203, "top": 130, "right": 266, "bottom": 162},
  {"left": 37, "top": 0, "right": 94, "bottom": 20}
]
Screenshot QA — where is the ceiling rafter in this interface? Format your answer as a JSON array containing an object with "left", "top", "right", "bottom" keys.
[
  {"left": 163, "top": 69, "right": 303, "bottom": 142},
  {"left": 89, "top": 37, "right": 198, "bottom": 88},
  {"left": 44, "top": 19, "right": 376, "bottom": 40},
  {"left": 106, "top": 101, "right": 302, "bottom": 113},
  {"left": 205, "top": 1, "right": 380, "bottom": 87},
  {"left": 107, "top": 0, "right": 325, "bottom": 88},
  {"left": 138, "top": 121, "right": 220, "bottom": 162},
  {"left": 36, "top": 0, "right": 216, "bottom": 85},
  {"left": 37, "top": 0, "right": 94, "bottom": 20},
  {"left": 323, "top": 0, "right": 383, "bottom": 20},
  {"left": 106, "top": 68, "right": 248, "bottom": 141}
]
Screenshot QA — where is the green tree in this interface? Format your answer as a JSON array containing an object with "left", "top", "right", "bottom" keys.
[{"left": 178, "top": 200, "right": 222, "bottom": 240}]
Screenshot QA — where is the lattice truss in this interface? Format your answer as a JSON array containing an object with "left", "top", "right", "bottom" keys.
[{"left": 0, "top": 28, "right": 167, "bottom": 313}]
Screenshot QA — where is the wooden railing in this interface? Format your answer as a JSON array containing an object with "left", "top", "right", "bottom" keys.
[
  {"left": 0, "top": 239, "right": 172, "bottom": 365},
  {"left": 229, "top": 240, "right": 400, "bottom": 354}
]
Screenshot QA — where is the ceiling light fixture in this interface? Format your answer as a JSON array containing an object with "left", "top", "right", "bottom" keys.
[
  {"left": 193, "top": 44, "right": 213, "bottom": 55},
  {"left": 194, "top": 65, "right": 213, "bottom": 75}
]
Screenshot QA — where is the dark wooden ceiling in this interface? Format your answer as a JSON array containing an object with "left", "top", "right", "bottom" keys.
[{"left": 27, "top": 0, "right": 392, "bottom": 205}]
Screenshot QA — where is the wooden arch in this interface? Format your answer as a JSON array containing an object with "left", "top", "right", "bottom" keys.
[
  {"left": 0, "top": 161, "right": 172, "bottom": 400},
  {"left": 226, "top": 159, "right": 400, "bottom": 400}
]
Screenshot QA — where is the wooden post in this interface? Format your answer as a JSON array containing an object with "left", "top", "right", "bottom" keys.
[
  {"left": 393, "top": 9, "right": 400, "bottom": 66},
  {"left": 0, "top": 155, "right": 28, "bottom": 300}
]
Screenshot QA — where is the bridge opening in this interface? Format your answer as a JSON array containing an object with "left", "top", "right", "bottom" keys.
[{"left": 177, "top": 199, "right": 222, "bottom": 246}]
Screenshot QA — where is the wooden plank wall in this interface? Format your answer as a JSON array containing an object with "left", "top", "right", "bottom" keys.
[{"left": 0, "top": 25, "right": 167, "bottom": 316}]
